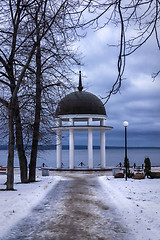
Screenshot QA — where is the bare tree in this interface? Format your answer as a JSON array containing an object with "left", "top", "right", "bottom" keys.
[
  {"left": 0, "top": 0, "right": 85, "bottom": 187},
  {"left": 78, "top": 0, "right": 160, "bottom": 101},
  {"left": 0, "top": 0, "right": 39, "bottom": 189},
  {"left": 24, "top": 0, "right": 83, "bottom": 182}
]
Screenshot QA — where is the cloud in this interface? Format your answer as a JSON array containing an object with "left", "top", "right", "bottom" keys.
[{"left": 75, "top": 25, "right": 160, "bottom": 147}]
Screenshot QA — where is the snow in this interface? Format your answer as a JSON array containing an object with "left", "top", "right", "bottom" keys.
[
  {"left": 0, "top": 170, "right": 61, "bottom": 238},
  {"left": 98, "top": 176, "right": 160, "bottom": 240},
  {"left": 0, "top": 169, "right": 160, "bottom": 240}
]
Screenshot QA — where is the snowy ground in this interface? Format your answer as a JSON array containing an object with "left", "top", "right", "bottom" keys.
[
  {"left": 0, "top": 169, "right": 160, "bottom": 239},
  {"left": 0, "top": 170, "right": 62, "bottom": 238},
  {"left": 99, "top": 175, "right": 160, "bottom": 240}
]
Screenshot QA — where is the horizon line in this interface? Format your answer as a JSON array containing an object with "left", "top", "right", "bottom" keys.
[{"left": 0, "top": 144, "right": 159, "bottom": 150}]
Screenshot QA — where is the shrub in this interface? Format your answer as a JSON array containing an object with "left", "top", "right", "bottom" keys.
[
  {"left": 144, "top": 157, "right": 151, "bottom": 178},
  {"left": 123, "top": 157, "right": 131, "bottom": 177},
  {"left": 124, "top": 157, "right": 130, "bottom": 168},
  {"left": 127, "top": 172, "right": 134, "bottom": 178},
  {"left": 124, "top": 157, "right": 129, "bottom": 170}
]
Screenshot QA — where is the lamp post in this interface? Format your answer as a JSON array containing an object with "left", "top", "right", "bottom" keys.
[{"left": 123, "top": 121, "right": 128, "bottom": 181}]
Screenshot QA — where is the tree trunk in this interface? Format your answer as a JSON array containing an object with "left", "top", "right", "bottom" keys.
[
  {"left": 29, "top": 39, "right": 41, "bottom": 182},
  {"left": 7, "top": 103, "right": 15, "bottom": 190},
  {"left": 15, "top": 98, "right": 28, "bottom": 183}
]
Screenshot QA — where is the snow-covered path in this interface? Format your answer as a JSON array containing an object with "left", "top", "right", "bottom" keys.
[{"left": 2, "top": 174, "right": 132, "bottom": 240}]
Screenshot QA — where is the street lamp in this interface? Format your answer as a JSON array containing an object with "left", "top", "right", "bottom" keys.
[{"left": 123, "top": 121, "right": 128, "bottom": 181}]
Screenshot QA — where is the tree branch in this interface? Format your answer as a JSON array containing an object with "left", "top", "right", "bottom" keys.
[{"left": 0, "top": 97, "right": 9, "bottom": 108}]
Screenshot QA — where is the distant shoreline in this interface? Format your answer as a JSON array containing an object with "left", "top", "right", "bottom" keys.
[{"left": 0, "top": 145, "right": 159, "bottom": 150}]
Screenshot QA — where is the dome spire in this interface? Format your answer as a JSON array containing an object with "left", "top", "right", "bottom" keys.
[{"left": 78, "top": 70, "right": 83, "bottom": 91}]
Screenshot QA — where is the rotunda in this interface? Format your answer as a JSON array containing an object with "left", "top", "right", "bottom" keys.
[{"left": 55, "top": 71, "right": 113, "bottom": 169}]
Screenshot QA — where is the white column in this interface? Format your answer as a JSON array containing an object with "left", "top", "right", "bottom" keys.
[
  {"left": 69, "top": 118, "right": 74, "bottom": 169},
  {"left": 88, "top": 118, "right": 93, "bottom": 169},
  {"left": 56, "top": 119, "right": 62, "bottom": 169},
  {"left": 100, "top": 119, "right": 105, "bottom": 126},
  {"left": 100, "top": 129, "right": 106, "bottom": 169}
]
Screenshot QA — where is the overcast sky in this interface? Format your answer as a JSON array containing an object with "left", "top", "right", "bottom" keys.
[{"left": 73, "top": 25, "right": 160, "bottom": 147}]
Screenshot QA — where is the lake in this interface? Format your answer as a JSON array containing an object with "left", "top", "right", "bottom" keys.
[{"left": 0, "top": 148, "right": 159, "bottom": 168}]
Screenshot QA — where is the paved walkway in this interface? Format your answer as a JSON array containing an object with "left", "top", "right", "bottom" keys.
[{"left": 4, "top": 174, "right": 129, "bottom": 240}]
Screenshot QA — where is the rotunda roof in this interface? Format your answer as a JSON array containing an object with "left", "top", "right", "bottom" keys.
[
  {"left": 55, "top": 90, "right": 106, "bottom": 116},
  {"left": 55, "top": 71, "right": 106, "bottom": 117}
]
